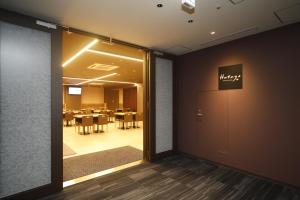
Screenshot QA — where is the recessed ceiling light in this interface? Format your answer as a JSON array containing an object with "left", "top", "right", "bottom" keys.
[
  {"left": 76, "top": 73, "right": 118, "bottom": 85},
  {"left": 188, "top": 19, "right": 194, "bottom": 23},
  {"left": 210, "top": 31, "right": 216, "bottom": 35},
  {"left": 157, "top": 3, "right": 163, "bottom": 8},
  {"left": 87, "top": 49, "right": 144, "bottom": 62},
  {"left": 63, "top": 76, "right": 137, "bottom": 85},
  {"left": 96, "top": 80, "right": 137, "bottom": 85},
  {"left": 63, "top": 77, "right": 89, "bottom": 81}
]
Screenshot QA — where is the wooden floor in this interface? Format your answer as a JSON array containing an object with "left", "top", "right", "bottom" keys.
[{"left": 42, "top": 155, "right": 300, "bottom": 200}]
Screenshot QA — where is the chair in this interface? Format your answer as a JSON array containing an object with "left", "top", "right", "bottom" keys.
[
  {"left": 93, "top": 109, "right": 100, "bottom": 114},
  {"left": 120, "top": 113, "right": 133, "bottom": 129},
  {"left": 96, "top": 115, "right": 108, "bottom": 133},
  {"left": 124, "top": 108, "right": 131, "bottom": 112},
  {"left": 85, "top": 109, "right": 92, "bottom": 114},
  {"left": 108, "top": 111, "right": 115, "bottom": 122},
  {"left": 64, "top": 112, "right": 74, "bottom": 126},
  {"left": 134, "top": 112, "right": 143, "bottom": 128},
  {"left": 79, "top": 116, "right": 93, "bottom": 135},
  {"left": 100, "top": 110, "right": 107, "bottom": 115}
]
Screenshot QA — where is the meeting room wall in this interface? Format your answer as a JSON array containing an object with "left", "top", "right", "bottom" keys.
[
  {"left": 123, "top": 87, "right": 137, "bottom": 111},
  {"left": 104, "top": 87, "right": 119, "bottom": 110},
  {"left": 119, "top": 88, "right": 123, "bottom": 108},
  {"left": 175, "top": 23, "right": 300, "bottom": 187},
  {"left": 137, "top": 84, "right": 143, "bottom": 113},
  {"left": 81, "top": 86, "right": 104, "bottom": 104},
  {"left": 64, "top": 86, "right": 81, "bottom": 110}
]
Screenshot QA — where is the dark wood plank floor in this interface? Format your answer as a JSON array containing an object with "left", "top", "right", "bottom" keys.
[{"left": 42, "top": 155, "right": 300, "bottom": 200}]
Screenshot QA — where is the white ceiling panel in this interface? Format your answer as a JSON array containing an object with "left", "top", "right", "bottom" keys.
[
  {"left": 275, "top": 3, "right": 300, "bottom": 24},
  {"left": 0, "top": 0, "right": 300, "bottom": 55}
]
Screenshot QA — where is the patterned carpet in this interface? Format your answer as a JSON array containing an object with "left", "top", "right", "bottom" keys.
[
  {"left": 63, "top": 146, "right": 143, "bottom": 181},
  {"left": 44, "top": 154, "right": 300, "bottom": 200}
]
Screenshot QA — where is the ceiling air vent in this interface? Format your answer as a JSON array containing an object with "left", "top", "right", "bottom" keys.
[
  {"left": 229, "top": 0, "right": 246, "bottom": 5},
  {"left": 164, "top": 45, "right": 192, "bottom": 55},
  {"left": 274, "top": 4, "right": 300, "bottom": 24},
  {"left": 87, "top": 63, "right": 119, "bottom": 71}
]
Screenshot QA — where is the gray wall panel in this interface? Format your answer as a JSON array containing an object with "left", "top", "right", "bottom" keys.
[
  {"left": 0, "top": 22, "right": 51, "bottom": 198},
  {"left": 155, "top": 57, "right": 173, "bottom": 153}
]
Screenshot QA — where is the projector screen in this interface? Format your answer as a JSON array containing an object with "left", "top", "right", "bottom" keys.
[{"left": 68, "top": 87, "right": 81, "bottom": 95}]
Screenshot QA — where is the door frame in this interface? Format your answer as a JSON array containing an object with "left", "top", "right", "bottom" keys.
[
  {"left": 0, "top": 7, "right": 155, "bottom": 200},
  {"left": 59, "top": 27, "right": 151, "bottom": 162},
  {"left": 0, "top": 8, "right": 63, "bottom": 200}
]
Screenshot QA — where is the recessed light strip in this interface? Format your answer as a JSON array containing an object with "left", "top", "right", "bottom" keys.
[
  {"left": 63, "top": 83, "right": 78, "bottom": 86},
  {"left": 93, "top": 80, "right": 137, "bottom": 85},
  {"left": 62, "top": 39, "right": 98, "bottom": 67},
  {"left": 76, "top": 73, "right": 118, "bottom": 85},
  {"left": 86, "top": 49, "right": 144, "bottom": 62},
  {"left": 63, "top": 77, "right": 90, "bottom": 81},
  {"left": 63, "top": 76, "right": 138, "bottom": 85}
]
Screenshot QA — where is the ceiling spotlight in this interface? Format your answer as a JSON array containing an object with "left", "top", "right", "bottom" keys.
[
  {"left": 210, "top": 31, "right": 216, "bottom": 35},
  {"left": 188, "top": 19, "right": 194, "bottom": 23},
  {"left": 157, "top": 3, "right": 163, "bottom": 8},
  {"left": 182, "top": 0, "right": 195, "bottom": 10}
]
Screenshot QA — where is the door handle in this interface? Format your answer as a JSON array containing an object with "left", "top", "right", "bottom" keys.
[
  {"left": 197, "top": 109, "right": 204, "bottom": 117},
  {"left": 197, "top": 113, "right": 204, "bottom": 117}
]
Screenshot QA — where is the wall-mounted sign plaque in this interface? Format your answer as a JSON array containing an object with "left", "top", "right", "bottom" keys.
[{"left": 218, "top": 64, "right": 243, "bottom": 90}]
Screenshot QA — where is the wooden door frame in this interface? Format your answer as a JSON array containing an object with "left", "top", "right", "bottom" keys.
[{"left": 58, "top": 27, "right": 152, "bottom": 162}]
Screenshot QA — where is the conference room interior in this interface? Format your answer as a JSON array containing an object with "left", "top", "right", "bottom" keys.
[{"left": 62, "top": 31, "right": 145, "bottom": 183}]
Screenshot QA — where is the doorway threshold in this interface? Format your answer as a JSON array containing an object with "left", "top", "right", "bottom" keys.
[{"left": 63, "top": 160, "right": 143, "bottom": 188}]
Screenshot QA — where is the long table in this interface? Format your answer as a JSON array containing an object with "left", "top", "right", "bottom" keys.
[
  {"left": 74, "top": 114, "right": 104, "bottom": 124},
  {"left": 74, "top": 114, "right": 107, "bottom": 134},
  {"left": 93, "top": 109, "right": 112, "bottom": 114},
  {"left": 114, "top": 112, "right": 137, "bottom": 129}
]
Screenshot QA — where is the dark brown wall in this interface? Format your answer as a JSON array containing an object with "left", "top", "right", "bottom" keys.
[
  {"left": 104, "top": 87, "right": 119, "bottom": 110},
  {"left": 175, "top": 23, "right": 300, "bottom": 187},
  {"left": 123, "top": 87, "right": 137, "bottom": 111}
]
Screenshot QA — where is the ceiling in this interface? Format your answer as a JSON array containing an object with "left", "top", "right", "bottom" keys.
[
  {"left": 1, "top": 0, "right": 300, "bottom": 55},
  {"left": 63, "top": 31, "right": 145, "bottom": 86}
]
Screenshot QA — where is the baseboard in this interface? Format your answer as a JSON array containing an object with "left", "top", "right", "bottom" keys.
[
  {"left": 152, "top": 149, "right": 177, "bottom": 161},
  {"left": 177, "top": 150, "right": 300, "bottom": 190},
  {"left": 2, "top": 183, "right": 62, "bottom": 200}
]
